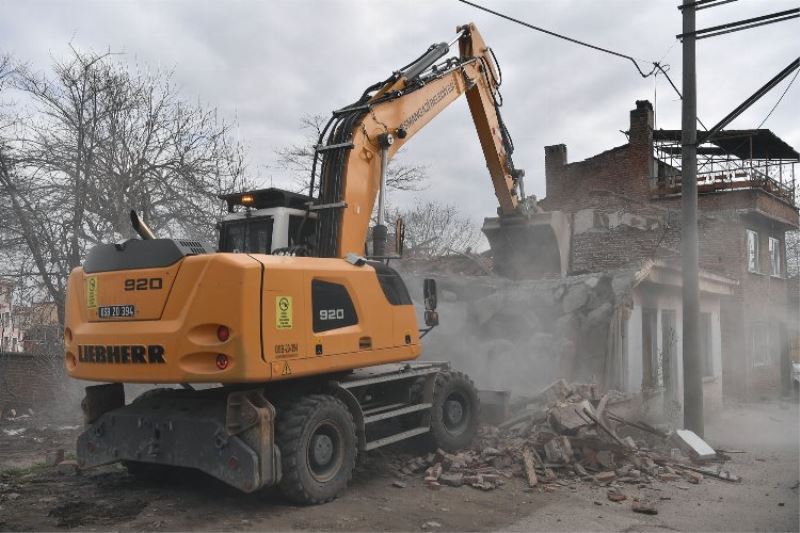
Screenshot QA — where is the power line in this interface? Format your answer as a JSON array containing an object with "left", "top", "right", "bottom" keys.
[
  {"left": 456, "top": 0, "right": 713, "bottom": 129},
  {"left": 756, "top": 67, "right": 799, "bottom": 129},
  {"left": 654, "top": 63, "right": 709, "bottom": 131},
  {"left": 456, "top": 0, "right": 659, "bottom": 78}
]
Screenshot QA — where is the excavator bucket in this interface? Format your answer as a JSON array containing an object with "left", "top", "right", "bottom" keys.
[{"left": 482, "top": 210, "right": 571, "bottom": 279}]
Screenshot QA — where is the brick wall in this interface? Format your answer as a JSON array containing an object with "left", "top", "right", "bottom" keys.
[
  {"left": 541, "top": 100, "right": 655, "bottom": 213},
  {"left": 0, "top": 352, "right": 61, "bottom": 411}
]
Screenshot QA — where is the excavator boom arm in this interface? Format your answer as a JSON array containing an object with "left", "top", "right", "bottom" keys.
[{"left": 314, "top": 23, "right": 523, "bottom": 258}]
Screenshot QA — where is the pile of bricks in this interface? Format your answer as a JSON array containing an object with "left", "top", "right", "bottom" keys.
[{"left": 395, "top": 380, "right": 735, "bottom": 496}]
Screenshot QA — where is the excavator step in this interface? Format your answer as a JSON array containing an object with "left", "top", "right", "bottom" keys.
[
  {"left": 364, "top": 402, "right": 432, "bottom": 424},
  {"left": 362, "top": 402, "right": 406, "bottom": 416},
  {"left": 365, "top": 426, "right": 430, "bottom": 451},
  {"left": 337, "top": 363, "right": 443, "bottom": 389}
]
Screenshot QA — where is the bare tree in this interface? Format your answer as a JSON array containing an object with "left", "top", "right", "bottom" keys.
[
  {"left": 388, "top": 200, "right": 480, "bottom": 258},
  {"left": 0, "top": 47, "right": 251, "bottom": 323},
  {"left": 275, "top": 114, "right": 427, "bottom": 194}
]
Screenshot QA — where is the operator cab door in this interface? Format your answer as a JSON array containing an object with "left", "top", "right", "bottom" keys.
[{"left": 307, "top": 275, "right": 365, "bottom": 357}]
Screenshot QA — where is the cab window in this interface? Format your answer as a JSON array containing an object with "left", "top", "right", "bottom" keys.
[{"left": 220, "top": 217, "right": 273, "bottom": 253}]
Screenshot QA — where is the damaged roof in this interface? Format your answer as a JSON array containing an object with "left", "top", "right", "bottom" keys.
[{"left": 653, "top": 129, "right": 799, "bottom": 161}]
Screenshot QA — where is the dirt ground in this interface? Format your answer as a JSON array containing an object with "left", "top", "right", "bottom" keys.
[{"left": 0, "top": 402, "right": 797, "bottom": 532}]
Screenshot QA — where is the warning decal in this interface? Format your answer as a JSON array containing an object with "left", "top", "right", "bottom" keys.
[
  {"left": 276, "top": 296, "right": 293, "bottom": 329},
  {"left": 86, "top": 276, "right": 98, "bottom": 309},
  {"left": 282, "top": 361, "right": 292, "bottom": 376}
]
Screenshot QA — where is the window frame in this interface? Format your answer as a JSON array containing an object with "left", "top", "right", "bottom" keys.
[
  {"left": 746, "top": 229, "right": 760, "bottom": 274},
  {"left": 768, "top": 236, "right": 782, "bottom": 278}
]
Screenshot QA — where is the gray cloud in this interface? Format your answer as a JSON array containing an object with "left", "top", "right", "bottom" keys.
[{"left": 2, "top": 0, "right": 797, "bottom": 234}]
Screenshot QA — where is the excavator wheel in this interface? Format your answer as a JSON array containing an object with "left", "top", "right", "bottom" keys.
[
  {"left": 426, "top": 371, "right": 480, "bottom": 452},
  {"left": 276, "top": 394, "right": 357, "bottom": 505}
]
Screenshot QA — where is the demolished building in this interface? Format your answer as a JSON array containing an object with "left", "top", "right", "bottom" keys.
[
  {"left": 400, "top": 99, "right": 798, "bottom": 418},
  {"left": 539, "top": 100, "right": 799, "bottom": 401}
]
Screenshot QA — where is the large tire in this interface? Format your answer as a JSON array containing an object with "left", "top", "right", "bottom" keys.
[
  {"left": 427, "top": 371, "right": 479, "bottom": 452},
  {"left": 276, "top": 394, "right": 357, "bottom": 505}
]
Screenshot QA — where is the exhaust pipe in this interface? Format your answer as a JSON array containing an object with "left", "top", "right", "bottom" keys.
[{"left": 130, "top": 210, "right": 156, "bottom": 240}]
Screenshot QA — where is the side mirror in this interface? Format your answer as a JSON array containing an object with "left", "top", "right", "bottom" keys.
[
  {"left": 423, "top": 278, "right": 437, "bottom": 311},
  {"left": 424, "top": 309, "right": 439, "bottom": 328},
  {"left": 395, "top": 216, "right": 405, "bottom": 257}
]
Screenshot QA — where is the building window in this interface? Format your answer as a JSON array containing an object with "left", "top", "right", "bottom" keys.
[
  {"left": 746, "top": 229, "right": 759, "bottom": 273},
  {"left": 768, "top": 237, "right": 781, "bottom": 277},
  {"left": 750, "top": 322, "right": 769, "bottom": 368}
]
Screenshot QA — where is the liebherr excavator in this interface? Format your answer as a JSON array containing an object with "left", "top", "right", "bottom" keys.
[{"left": 64, "top": 23, "right": 568, "bottom": 504}]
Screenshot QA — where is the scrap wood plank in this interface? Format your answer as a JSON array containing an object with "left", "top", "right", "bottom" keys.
[
  {"left": 670, "top": 463, "right": 741, "bottom": 483},
  {"left": 522, "top": 446, "right": 538, "bottom": 487},
  {"left": 607, "top": 411, "right": 667, "bottom": 439},
  {"left": 581, "top": 407, "right": 632, "bottom": 450}
]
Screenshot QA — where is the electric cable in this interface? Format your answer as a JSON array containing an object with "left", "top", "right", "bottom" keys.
[
  {"left": 457, "top": 0, "right": 659, "bottom": 78},
  {"left": 456, "top": 0, "right": 715, "bottom": 131},
  {"left": 755, "top": 67, "right": 799, "bottom": 129}
]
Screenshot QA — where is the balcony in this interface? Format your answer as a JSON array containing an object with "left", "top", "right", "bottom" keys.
[{"left": 651, "top": 129, "right": 798, "bottom": 208}]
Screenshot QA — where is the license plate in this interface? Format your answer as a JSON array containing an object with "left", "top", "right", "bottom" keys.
[{"left": 98, "top": 305, "right": 136, "bottom": 319}]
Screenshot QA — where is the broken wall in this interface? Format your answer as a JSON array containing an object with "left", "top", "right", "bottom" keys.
[{"left": 400, "top": 269, "right": 638, "bottom": 396}]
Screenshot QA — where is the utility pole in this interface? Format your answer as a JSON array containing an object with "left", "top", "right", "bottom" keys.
[
  {"left": 675, "top": 0, "right": 799, "bottom": 437},
  {"left": 681, "top": 0, "right": 704, "bottom": 436}
]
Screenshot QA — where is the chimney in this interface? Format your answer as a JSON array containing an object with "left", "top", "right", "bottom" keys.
[
  {"left": 544, "top": 144, "right": 567, "bottom": 198},
  {"left": 629, "top": 100, "right": 653, "bottom": 147},
  {"left": 545, "top": 144, "right": 567, "bottom": 173}
]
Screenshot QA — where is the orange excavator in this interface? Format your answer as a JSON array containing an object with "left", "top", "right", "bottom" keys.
[{"left": 64, "top": 23, "right": 568, "bottom": 504}]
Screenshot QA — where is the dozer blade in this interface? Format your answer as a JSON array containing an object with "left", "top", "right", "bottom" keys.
[{"left": 482, "top": 210, "right": 570, "bottom": 279}]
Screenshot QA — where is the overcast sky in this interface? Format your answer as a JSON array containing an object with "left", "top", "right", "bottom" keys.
[{"left": 2, "top": 0, "right": 798, "bottom": 235}]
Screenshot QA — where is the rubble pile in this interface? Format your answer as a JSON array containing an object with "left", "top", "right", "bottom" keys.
[{"left": 394, "top": 380, "right": 737, "bottom": 497}]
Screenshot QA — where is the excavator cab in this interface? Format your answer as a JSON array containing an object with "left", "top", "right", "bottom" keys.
[{"left": 217, "top": 188, "right": 317, "bottom": 254}]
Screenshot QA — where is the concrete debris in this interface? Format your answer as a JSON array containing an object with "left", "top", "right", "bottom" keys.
[
  {"left": 595, "top": 471, "right": 616, "bottom": 483},
  {"left": 439, "top": 473, "right": 464, "bottom": 487},
  {"left": 669, "top": 429, "right": 717, "bottom": 462},
  {"left": 421, "top": 520, "right": 442, "bottom": 529},
  {"left": 631, "top": 499, "right": 659, "bottom": 515},
  {"left": 395, "top": 379, "right": 735, "bottom": 509},
  {"left": 522, "top": 447, "right": 538, "bottom": 487},
  {"left": 544, "top": 436, "right": 573, "bottom": 464},
  {"left": 392, "top": 480, "right": 407, "bottom": 488},
  {"left": 684, "top": 471, "right": 703, "bottom": 484},
  {"left": 547, "top": 400, "right": 594, "bottom": 434},
  {"left": 607, "top": 488, "right": 627, "bottom": 502},
  {"left": 535, "top": 379, "right": 572, "bottom": 405}
]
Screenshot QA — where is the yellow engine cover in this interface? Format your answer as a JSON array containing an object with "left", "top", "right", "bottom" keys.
[{"left": 64, "top": 253, "right": 421, "bottom": 384}]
